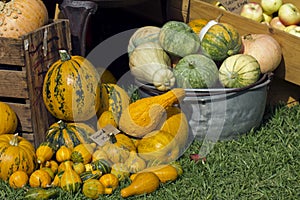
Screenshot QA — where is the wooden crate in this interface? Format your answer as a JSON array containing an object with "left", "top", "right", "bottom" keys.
[
  {"left": 0, "top": 19, "right": 72, "bottom": 147},
  {"left": 189, "top": 0, "right": 300, "bottom": 105}
]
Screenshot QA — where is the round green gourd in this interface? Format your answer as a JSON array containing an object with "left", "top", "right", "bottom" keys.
[
  {"left": 159, "top": 21, "right": 201, "bottom": 58},
  {"left": 200, "top": 22, "right": 242, "bottom": 61},
  {"left": 173, "top": 54, "right": 219, "bottom": 88},
  {"left": 219, "top": 54, "right": 261, "bottom": 88}
]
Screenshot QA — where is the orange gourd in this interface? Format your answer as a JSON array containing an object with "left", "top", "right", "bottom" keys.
[
  {"left": 99, "top": 173, "right": 119, "bottom": 190},
  {"left": 29, "top": 169, "right": 52, "bottom": 188},
  {"left": 121, "top": 172, "right": 160, "bottom": 198},
  {"left": 130, "top": 164, "right": 178, "bottom": 183},
  {"left": 9, "top": 170, "right": 29, "bottom": 188}
]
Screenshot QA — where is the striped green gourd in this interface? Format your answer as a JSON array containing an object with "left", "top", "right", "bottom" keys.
[
  {"left": 45, "top": 120, "right": 96, "bottom": 149},
  {"left": 42, "top": 50, "right": 100, "bottom": 121},
  {"left": 80, "top": 170, "right": 102, "bottom": 183},
  {"left": 219, "top": 54, "right": 261, "bottom": 88},
  {"left": 90, "top": 159, "right": 112, "bottom": 174},
  {"left": 173, "top": 54, "right": 219, "bottom": 88},
  {"left": 200, "top": 22, "right": 242, "bottom": 62}
]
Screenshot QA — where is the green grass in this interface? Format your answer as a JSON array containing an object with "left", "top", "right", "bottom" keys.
[{"left": 1, "top": 104, "right": 299, "bottom": 200}]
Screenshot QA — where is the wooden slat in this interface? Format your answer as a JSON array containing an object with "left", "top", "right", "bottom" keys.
[
  {"left": 23, "top": 19, "right": 71, "bottom": 147},
  {"left": 21, "top": 133, "right": 34, "bottom": 144},
  {"left": 189, "top": 0, "right": 300, "bottom": 86},
  {"left": 6, "top": 102, "right": 33, "bottom": 132},
  {"left": 0, "top": 70, "right": 28, "bottom": 98},
  {"left": 0, "top": 37, "right": 25, "bottom": 66}
]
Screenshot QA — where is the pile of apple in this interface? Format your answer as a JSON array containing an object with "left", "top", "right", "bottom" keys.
[{"left": 239, "top": 0, "right": 300, "bottom": 37}]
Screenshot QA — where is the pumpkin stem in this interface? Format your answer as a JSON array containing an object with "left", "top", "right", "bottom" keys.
[
  {"left": 188, "top": 61, "right": 195, "bottom": 69},
  {"left": 59, "top": 50, "right": 71, "bottom": 62},
  {"left": 9, "top": 133, "right": 19, "bottom": 146},
  {"left": 57, "top": 120, "right": 66, "bottom": 130}
]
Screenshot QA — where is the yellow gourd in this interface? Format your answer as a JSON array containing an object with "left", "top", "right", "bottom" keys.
[
  {"left": 124, "top": 151, "right": 146, "bottom": 173},
  {"left": 130, "top": 164, "right": 178, "bottom": 183},
  {"left": 9, "top": 170, "right": 29, "bottom": 188},
  {"left": 56, "top": 145, "right": 72, "bottom": 163},
  {"left": 119, "top": 88, "right": 185, "bottom": 138},
  {"left": 97, "top": 110, "right": 118, "bottom": 129},
  {"left": 82, "top": 179, "right": 113, "bottom": 199},
  {"left": 158, "top": 106, "right": 189, "bottom": 149},
  {"left": 36, "top": 142, "right": 56, "bottom": 164},
  {"left": 121, "top": 172, "right": 160, "bottom": 198},
  {"left": 71, "top": 143, "right": 96, "bottom": 164},
  {"left": 99, "top": 173, "right": 119, "bottom": 190},
  {"left": 29, "top": 169, "right": 52, "bottom": 188},
  {"left": 92, "top": 149, "right": 108, "bottom": 162},
  {"left": 110, "top": 163, "right": 130, "bottom": 181},
  {"left": 60, "top": 161, "right": 82, "bottom": 193},
  {"left": 44, "top": 160, "right": 59, "bottom": 174}
]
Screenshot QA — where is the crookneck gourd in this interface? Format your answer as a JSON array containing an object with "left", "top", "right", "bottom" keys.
[{"left": 119, "top": 88, "right": 185, "bottom": 138}]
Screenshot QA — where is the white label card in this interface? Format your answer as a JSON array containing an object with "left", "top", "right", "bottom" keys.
[{"left": 90, "top": 124, "right": 120, "bottom": 146}]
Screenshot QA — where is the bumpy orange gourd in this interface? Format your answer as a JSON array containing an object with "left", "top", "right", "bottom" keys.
[
  {"left": 119, "top": 88, "right": 185, "bottom": 138},
  {"left": 0, "top": 0, "right": 48, "bottom": 38},
  {"left": 121, "top": 172, "right": 160, "bottom": 198}
]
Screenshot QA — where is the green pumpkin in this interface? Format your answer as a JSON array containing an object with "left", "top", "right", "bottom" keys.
[
  {"left": 219, "top": 54, "right": 261, "bottom": 88},
  {"left": 173, "top": 54, "right": 219, "bottom": 88},
  {"left": 45, "top": 120, "right": 96, "bottom": 149},
  {"left": 159, "top": 21, "right": 201, "bottom": 58},
  {"left": 200, "top": 22, "right": 242, "bottom": 61}
]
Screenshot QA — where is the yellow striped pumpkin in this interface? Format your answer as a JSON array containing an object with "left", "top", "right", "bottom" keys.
[
  {"left": 0, "top": 134, "right": 37, "bottom": 181},
  {"left": 45, "top": 120, "right": 96, "bottom": 150},
  {"left": 42, "top": 50, "right": 100, "bottom": 121}
]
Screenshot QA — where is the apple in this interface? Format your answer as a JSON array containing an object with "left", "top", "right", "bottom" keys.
[
  {"left": 262, "top": 13, "right": 273, "bottom": 23},
  {"left": 270, "top": 16, "right": 286, "bottom": 30},
  {"left": 278, "top": 3, "right": 300, "bottom": 26},
  {"left": 261, "top": 0, "right": 282, "bottom": 15},
  {"left": 240, "top": 2, "right": 264, "bottom": 22},
  {"left": 285, "top": 25, "right": 300, "bottom": 37}
]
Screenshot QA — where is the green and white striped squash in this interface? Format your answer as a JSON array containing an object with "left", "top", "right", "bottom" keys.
[
  {"left": 128, "top": 26, "right": 161, "bottom": 56},
  {"left": 200, "top": 22, "right": 242, "bottom": 62},
  {"left": 42, "top": 50, "right": 100, "bottom": 122},
  {"left": 159, "top": 21, "right": 201, "bottom": 58},
  {"left": 45, "top": 120, "right": 96, "bottom": 150},
  {"left": 219, "top": 54, "right": 261, "bottom": 88},
  {"left": 173, "top": 54, "right": 219, "bottom": 88}
]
